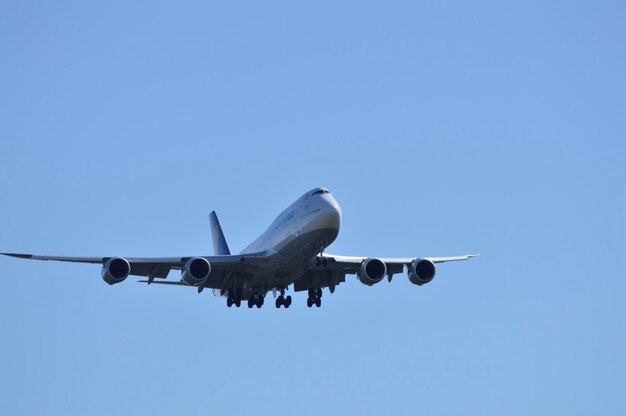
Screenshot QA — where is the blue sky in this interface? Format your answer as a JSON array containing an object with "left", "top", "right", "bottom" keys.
[{"left": 1, "top": 1, "right": 624, "bottom": 414}]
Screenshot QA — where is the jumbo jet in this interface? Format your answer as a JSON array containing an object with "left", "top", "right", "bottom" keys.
[{"left": 2, "top": 187, "right": 477, "bottom": 308}]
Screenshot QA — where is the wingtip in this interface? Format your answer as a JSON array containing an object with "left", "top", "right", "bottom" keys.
[{"left": 1, "top": 252, "right": 33, "bottom": 259}]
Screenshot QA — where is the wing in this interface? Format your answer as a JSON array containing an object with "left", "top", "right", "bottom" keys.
[
  {"left": 0, "top": 251, "right": 269, "bottom": 288},
  {"left": 327, "top": 253, "right": 478, "bottom": 269},
  {"left": 293, "top": 253, "right": 478, "bottom": 292}
]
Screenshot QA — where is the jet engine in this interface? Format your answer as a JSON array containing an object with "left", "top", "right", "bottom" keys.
[
  {"left": 408, "top": 259, "right": 436, "bottom": 286},
  {"left": 101, "top": 257, "right": 131, "bottom": 285},
  {"left": 181, "top": 257, "right": 211, "bottom": 286},
  {"left": 358, "top": 258, "right": 387, "bottom": 285}
]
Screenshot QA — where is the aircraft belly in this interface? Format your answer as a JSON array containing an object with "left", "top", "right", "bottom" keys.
[
  {"left": 239, "top": 227, "right": 338, "bottom": 290},
  {"left": 274, "top": 228, "right": 337, "bottom": 260}
]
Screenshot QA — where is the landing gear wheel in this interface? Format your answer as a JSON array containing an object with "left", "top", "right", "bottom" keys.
[
  {"left": 227, "top": 297, "right": 233, "bottom": 307},
  {"left": 248, "top": 297, "right": 255, "bottom": 308},
  {"left": 256, "top": 296, "right": 264, "bottom": 308},
  {"left": 315, "top": 297, "right": 321, "bottom": 307},
  {"left": 275, "top": 296, "right": 283, "bottom": 309},
  {"left": 234, "top": 289, "right": 242, "bottom": 307},
  {"left": 307, "top": 297, "right": 313, "bottom": 308},
  {"left": 285, "top": 295, "right": 292, "bottom": 308},
  {"left": 316, "top": 288, "right": 323, "bottom": 298}
]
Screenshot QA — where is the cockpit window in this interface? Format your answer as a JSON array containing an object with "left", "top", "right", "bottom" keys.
[{"left": 311, "top": 189, "right": 330, "bottom": 196}]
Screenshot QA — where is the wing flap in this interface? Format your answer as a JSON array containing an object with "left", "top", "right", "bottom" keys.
[
  {"left": 293, "top": 269, "right": 347, "bottom": 292},
  {"left": 130, "top": 264, "right": 172, "bottom": 279}
]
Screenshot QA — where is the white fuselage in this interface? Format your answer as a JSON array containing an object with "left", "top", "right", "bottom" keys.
[{"left": 240, "top": 188, "right": 341, "bottom": 284}]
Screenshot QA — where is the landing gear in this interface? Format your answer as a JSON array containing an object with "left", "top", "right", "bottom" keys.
[
  {"left": 307, "top": 288, "right": 322, "bottom": 307},
  {"left": 274, "top": 287, "right": 292, "bottom": 308},
  {"left": 275, "top": 295, "right": 292, "bottom": 308},
  {"left": 227, "top": 288, "right": 242, "bottom": 308},
  {"left": 247, "top": 294, "right": 264, "bottom": 308},
  {"left": 315, "top": 256, "right": 328, "bottom": 267},
  {"left": 315, "top": 240, "right": 329, "bottom": 267}
]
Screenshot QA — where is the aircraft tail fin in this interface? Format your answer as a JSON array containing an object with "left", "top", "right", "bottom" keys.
[{"left": 209, "top": 211, "right": 231, "bottom": 255}]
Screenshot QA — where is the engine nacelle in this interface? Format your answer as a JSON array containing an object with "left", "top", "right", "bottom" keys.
[
  {"left": 409, "top": 259, "right": 436, "bottom": 286},
  {"left": 358, "top": 258, "right": 387, "bottom": 286},
  {"left": 181, "top": 257, "right": 211, "bottom": 286},
  {"left": 101, "top": 257, "right": 131, "bottom": 285}
]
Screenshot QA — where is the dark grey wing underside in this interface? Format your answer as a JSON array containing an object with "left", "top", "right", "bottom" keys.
[
  {"left": 293, "top": 269, "right": 347, "bottom": 293},
  {"left": 139, "top": 269, "right": 234, "bottom": 290}
]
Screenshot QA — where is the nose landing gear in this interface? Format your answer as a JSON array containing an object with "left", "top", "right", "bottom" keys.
[
  {"left": 315, "top": 256, "right": 328, "bottom": 267},
  {"left": 315, "top": 240, "right": 329, "bottom": 267}
]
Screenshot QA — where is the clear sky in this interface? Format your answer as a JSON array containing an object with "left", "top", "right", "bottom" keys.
[{"left": 1, "top": 1, "right": 624, "bottom": 415}]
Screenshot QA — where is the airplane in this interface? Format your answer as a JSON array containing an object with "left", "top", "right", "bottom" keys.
[{"left": 1, "top": 187, "right": 477, "bottom": 309}]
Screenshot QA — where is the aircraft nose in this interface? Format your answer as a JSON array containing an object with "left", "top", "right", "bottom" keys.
[{"left": 320, "top": 194, "right": 342, "bottom": 230}]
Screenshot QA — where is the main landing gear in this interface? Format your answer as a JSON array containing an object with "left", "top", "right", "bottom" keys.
[
  {"left": 275, "top": 287, "right": 292, "bottom": 308},
  {"left": 247, "top": 294, "right": 264, "bottom": 308},
  {"left": 226, "top": 288, "right": 242, "bottom": 308},
  {"left": 226, "top": 288, "right": 323, "bottom": 309},
  {"left": 307, "top": 288, "right": 322, "bottom": 308},
  {"left": 275, "top": 295, "right": 292, "bottom": 308}
]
